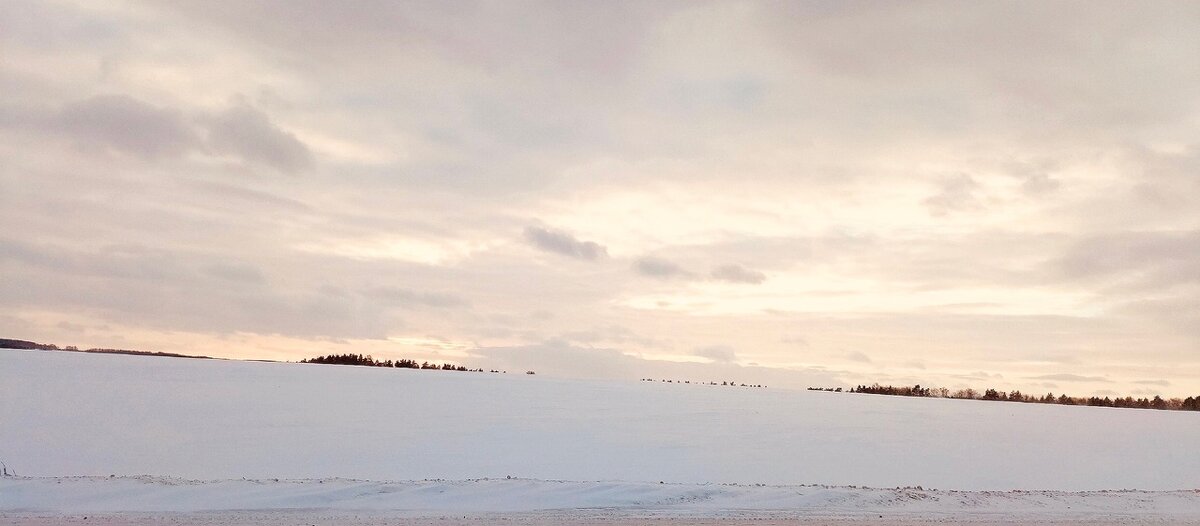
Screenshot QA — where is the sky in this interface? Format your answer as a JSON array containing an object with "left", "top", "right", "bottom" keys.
[{"left": 2, "top": 1, "right": 1199, "bottom": 397}]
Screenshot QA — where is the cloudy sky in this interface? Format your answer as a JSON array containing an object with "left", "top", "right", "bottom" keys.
[{"left": 2, "top": 1, "right": 1199, "bottom": 397}]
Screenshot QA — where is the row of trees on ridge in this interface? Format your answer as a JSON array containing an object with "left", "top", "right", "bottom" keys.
[
  {"left": 299, "top": 353, "right": 508, "bottom": 373},
  {"left": 838, "top": 383, "right": 1200, "bottom": 411}
]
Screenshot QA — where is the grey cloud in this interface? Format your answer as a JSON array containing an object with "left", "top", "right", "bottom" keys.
[
  {"left": 1028, "top": 374, "right": 1111, "bottom": 383},
  {"left": 1060, "top": 147, "right": 1200, "bottom": 232},
  {"left": 762, "top": 3, "right": 1200, "bottom": 134},
  {"left": 1016, "top": 168, "right": 1061, "bottom": 195},
  {"left": 0, "top": 258, "right": 395, "bottom": 340},
  {"left": 186, "top": 180, "right": 313, "bottom": 213},
  {"left": 632, "top": 256, "right": 689, "bottom": 279},
  {"left": 1132, "top": 379, "right": 1171, "bottom": 387},
  {"left": 0, "top": 239, "right": 413, "bottom": 339},
  {"left": 846, "top": 351, "right": 872, "bottom": 363},
  {"left": 1057, "top": 231, "right": 1200, "bottom": 286},
  {"left": 56, "top": 95, "right": 198, "bottom": 158},
  {"left": 923, "top": 174, "right": 981, "bottom": 216},
  {"left": 781, "top": 334, "right": 810, "bottom": 347},
  {"left": 1127, "top": 146, "right": 1200, "bottom": 210},
  {"left": 990, "top": 157, "right": 1062, "bottom": 196},
  {"left": 696, "top": 232, "right": 1035, "bottom": 292},
  {"left": 206, "top": 104, "right": 314, "bottom": 173},
  {"left": 710, "top": 264, "right": 766, "bottom": 284},
  {"left": 1133, "top": 144, "right": 1200, "bottom": 182},
  {"left": 0, "top": 238, "right": 189, "bottom": 282},
  {"left": 1052, "top": 231, "right": 1200, "bottom": 336},
  {"left": 363, "top": 287, "right": 468, "bottom": 308},
  {"left": 149, "top": 2, "right": 664, "bottom": 81},
  {"left": 693, "top": 345, "right": 737, "bottom": 363},
  {"left": 19, "top": 95, "right": 314, "bottom": 173},
  {"left": 523, "top": 226, "right": 607, "bottom": 261},
  {"left": 203, "top": 262, "right": 266, "bottom": 284},
  {"left": 1017, "top": 353, "right": 1082, "bottom": 366},
  {"left": 55, "top": 320, "right": 87, "bottom": 333},
  {"left": 1113, "top": 297, "right": 1200, "bottom": 343},
  {"left": 665, "top": 77, "right": 767, "bottom": 113}
]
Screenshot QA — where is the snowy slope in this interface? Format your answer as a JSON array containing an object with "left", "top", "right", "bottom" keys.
[{"left": 1, "top": 348, "right": 1198, "bottom": 492}]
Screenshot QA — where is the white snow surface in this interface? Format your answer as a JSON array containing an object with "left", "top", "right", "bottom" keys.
[
  {"left": 2, "top": 347, "right": 1198, "bottom": 503},
  {"left": 3, "top": 475, "right": 1200, "bottom": 520}
]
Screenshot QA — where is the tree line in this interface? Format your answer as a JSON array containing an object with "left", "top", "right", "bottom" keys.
[
  {"left": 836, "top": 383, "right": 1200, "bottom": 412},
  {"left": 299, "top": 353, "right": 510, "bottom": 373},
  {"left": 1, "top": 338, "right": 212, "bottom": 359},
  {"left": 3, "top": 338, "right": 531, "bottom": 374}
]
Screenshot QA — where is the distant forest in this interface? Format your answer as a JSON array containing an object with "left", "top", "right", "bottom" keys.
[
  {"left": 0, "top": 339, "right": 534, "bottom": 374},
  {"left": 808, "top": 383, "right": 1200, "bottom": 412},
  {"left": 299, "top": 353, "right": 525, "bottom": 374},
  {"left": 0, "top": 338, "right": 212, "bottom": 359}
]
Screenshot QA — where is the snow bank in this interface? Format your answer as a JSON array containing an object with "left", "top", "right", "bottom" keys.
[{"left": 2, "top": 348, "right": 1198, "bottom": 491}]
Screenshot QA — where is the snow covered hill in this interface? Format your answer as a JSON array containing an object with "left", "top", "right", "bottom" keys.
[{"left": 2, "top": 348, "right": 1198, "bottom": 494}]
